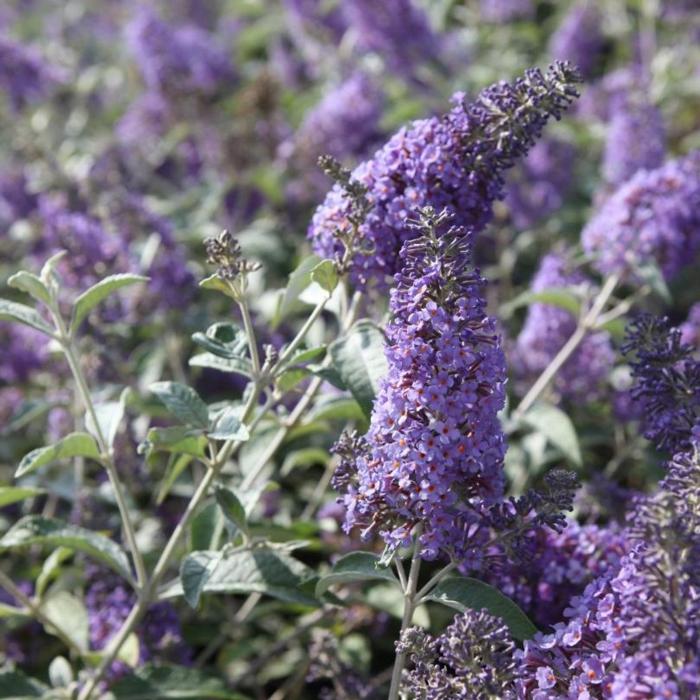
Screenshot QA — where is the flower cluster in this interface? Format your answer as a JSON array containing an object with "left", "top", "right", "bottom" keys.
[
  {"left": 487, "top": 520, "right": 627, "bottom": 628},
  {"left": 622, "top": 314, "right": 700, "bottom": 454},
  {"left": 0, "top": 168, "right": 37, "bottom": 232},
  {"left": 335, "top": 209, "right": 508, "bottom": 563},
  {"left": 681, "top": 302, "right": 700, "bottom": 348},
  {"left": 125, "top": 9, "right": 235, "bottom": 99},
  {"left": 582, "top": 151, "right": 700, "bottom": 281},
  {"left": 505, "top": 139, "right": 575, "bottom": 230},
  {"left": 342, "top": 0, "right": 441, "bottom": 82},
  {"left": 85, "top": 567, "right": 190, "bottom": 679},
  {"left": 602, "top": 99, "right": 665, "bottom": 187},
  {"left": 549, "top": 3, "right": 604, "bottom": 79},
  {"left": 0, "top": 33, "right": 62, "bottom": 111},
  {"left": 515, "top": 438, "right": 700, "bottom": 698},
  {"left": 309, "top": 62, "right": 581, "bottom": 289},
  {"left": 280, "top": 72, "right": 384, "bottom": 203},
  {"left": 514, "top": 253, "right": 615, "bottom": 402},
  {"left": 399, "top": 609, "right": 518, "bottom": 699}
]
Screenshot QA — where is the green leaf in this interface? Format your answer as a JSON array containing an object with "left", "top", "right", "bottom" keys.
[
  {"left": 190, "top": 503, "right": 224, "bottom": 552},
  {"left": 520, "top": 402, "right": 582, "bottom": 467},
  {"left": 274, "top": 255, "right": 321, "bottom": 325},
  {"left": 48, "top": 656, "right": 74, "bottom": 688},
  {"left": 310, "top": 259, "right": 338, "bottom": 293},
  {"left": 192, "top": 323, "right": 248, "bottom": 359},
  {"left": 85, "top": 390, "right": 128, "bottom": 449},
  {"left": 635, "top": 260, "right": 671, "bottom": 303},
  {"left": 172, "top": 547, "right": 317, "bottom": 609},
  {"left": 42, "top": 590, "right": 89, "bottom": 651},
  {"left": 111, "top": 665, "right": 249, "bottom": 699},
  {"left": 315, "top": 552, "right": 398, "bottom": 597},
  {"left": 156, "top": 454, "right": 193, "bottom": 505},
  {"left": 0, "top": 299, "right": 54, "bottom": 335},
  {"left": 7, "top": 271, "right": 51, "bottom": 306},
  {"left": 36, "top": 547, "right": 73, "bottom": 598},
  {"left": 208, "top": 406, "right": 250, "bottom": 442},
  {"left": 15, "top": 432, "right": 101, "bottom": 478},
  {"left": 71, "top": 274, "right": 148, "bottom": 331},
  {"left": 215, "top": 487, "right": 248, "bottom": 535},
  {"left": 140, "top": 426, "right": 208, "bottom": 460},
  {"left": 199, "top": 273, "right": 235, "bottom": 298},
  {"left": 329, "top": 320, "right": 388, "bottom": 417},
  {"left": 276, "top": 367, "right": 308, "bottom": 393},
  {"left": 0, "top": 516, "right": 133, "bottom": 581},
  {"left": 424, "top": 577, "right": 538, "bottom": 641},
  {"left": 500, "top": 287, "right": 581, "bottom": 318},
  {"left": 306, "top": 396, "right": 366, "bottom": 424},
  {"left": 150, "top": 382, "right": 209, "bottom": 429},
  {"left": 0, "top": 486, "right": 44, "bottom": 508},
  {"left": 189, "top": 353, "right": 253, "bottom": 376},
  {"left": 0, "top": 670, "right": 48, "bottom": 698},
  {"left": 280, "top": 448, "right": 329, "bottom": 476}
]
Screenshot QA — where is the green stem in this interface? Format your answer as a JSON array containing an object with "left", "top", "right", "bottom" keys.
[
  {"left": 239, "top": 298, "right": 262, "bottom": 377},
  {"left": 415, "top": 561, "right": 456, "bottom": 602},
  {"left": 388, "top": 526, "right": 423, "bottom": 700},
  {"left": 512, "top": 275, "right": 619, "bottom": 423},
  {"left": 56, "top": 321, "right": 147, "bottom": 589}
]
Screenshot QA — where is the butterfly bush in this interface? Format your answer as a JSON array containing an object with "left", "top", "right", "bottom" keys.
[
  {"left": 582, "top": 151, "right": 700, "bottom": 281},
  {"left": 505, "top": 139, "right": 575, "bottom": 230},
  {"left": 622, "top": 314, "right": 700, "bottom": 454},
  {"left": 399, "top": 608, "right": 518, "bottom": 698},
  {"left": 681, "top": 303, "right": 700, "bottom": 347},
  {"left": 515, "top": 437, "right": 700, "bottom": 699},
  {"left": 488, "top": 520, "right": 628, "bottom": 628},
  {"left": 333, "top": 211, "right": 507, "bottom": 562},
  {"left": 549, "top": 3, "right": 604, "bottom": 79},
  {"left": 309, "top": 62, "right": 581, "bottom": 289},
  {"left": 0, "top": 34, "right": 63, "bottom": 112},
  {"left": 515, "top": 253, "right": 615, "bottom": 402},
  {"left": 602, "top": 99, "right": 666, "bottom": 187},
  {"left": 125, "top": 9, "right": 235, "bottom": 99}
]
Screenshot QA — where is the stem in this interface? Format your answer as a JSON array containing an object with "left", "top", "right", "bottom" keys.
[
  {"left": 512, "top": 275, "right": 619, "bottom": 423},
  {"left": 415, "top": 561, "right": 456, "bottom": 602},
  {"left": 57, "top": 324, "right": 147, "bottom": 589},
  {"left": 388, "top": 526, "right": 423, "bottom": 700},
  {"left": 0, "top": 570, "right": 84, "bottom": 658},
  {"left": 239, "top": 298, "right": 262, "bottom": 376}
]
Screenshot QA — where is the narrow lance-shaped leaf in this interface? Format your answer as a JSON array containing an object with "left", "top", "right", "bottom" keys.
[
  {"left": 0, "top": 299, "right": 54, "bottom": 336},
  {"left": 214, "top": 486, "right": 248, "bottom": 536},
  {"left": 424, "top": 577, "right": 538, "bottom": 641},
  {"left": 315, "top": 552, "right": 398, "bottom": 597},
  {"left": 520, "top": 401, "right": 582, "bottom": 467},
  {"left": 71, "top": 274, "right": 149, "bottom": 332},
  {"left": 0, "top": 516, "right": 133, "bottom": 582},
  {"left": 7, "top": 271, "right": 51, "bottom": 306},
  {"left": 0, "top": 486, "right": 45, "bottom": 508},
  {"left": 15, "top": 432, "right": 102, "bottom": 478}
]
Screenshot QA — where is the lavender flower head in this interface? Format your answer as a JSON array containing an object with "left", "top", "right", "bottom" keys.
[
  {"left": 85, "top": 567, "right": 190, "bottom": 680},
  {"left": 515, "top": 436, "right": 700, "bottom": 698},
  {"left": 488, "top": 520, "right": 627, "bottom": 628},
  {"left": 309, "top": 63, "right": 581, "bottom": 289},
  {"left": 0, "top": 168, "right": 37, "bottom": 232},
  {"left": 622, "top": 314, "right": 700, "bottom": 454},
  {"left": 280, "top": 72, "right": 384, "bottom": 203},
  {"left": 515, "top": 253, "right": 615, "bottom": 402},
  {"left": 0, "top": 34, "right": 62, "bottom": 111},
  {"left": 334, "top": 209, "right": 508, "bottom": 563},
  {"left": 680, "top": 302, "right": 700, "bottom": 348},
  {"left": 602, "top": 99, "right": 665, "bottom": 187},
  {"left": 549, "top": 3, "right": 604, "bottom": 79},
  {"left": 582, "top": 151, "right": 700, "bottom": 281},
  {"left": 505, "top": 138, "right": 575, "bottom": 230},
  {"left": 342, "top": 0, "right": 441, "bottom": 82},
  {"left": 126, "top": 9, "right": 235, "bottom": 98},
  {"left": 399, "top": 609, "right": 518, "bottom": 698}
]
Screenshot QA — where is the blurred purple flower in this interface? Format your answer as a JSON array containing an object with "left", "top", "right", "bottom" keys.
[
  {"left": 515, "top": 253, "right": 615, "bottom": 402},
  {"left": 480, "top": 0, "right": 535, "bottom": 23},
  {"left": 549, "top": 3, "right": 604, "bottom": 79},
  {"left": 582, "top": 151, "right": 700, "bottom": 281}
]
